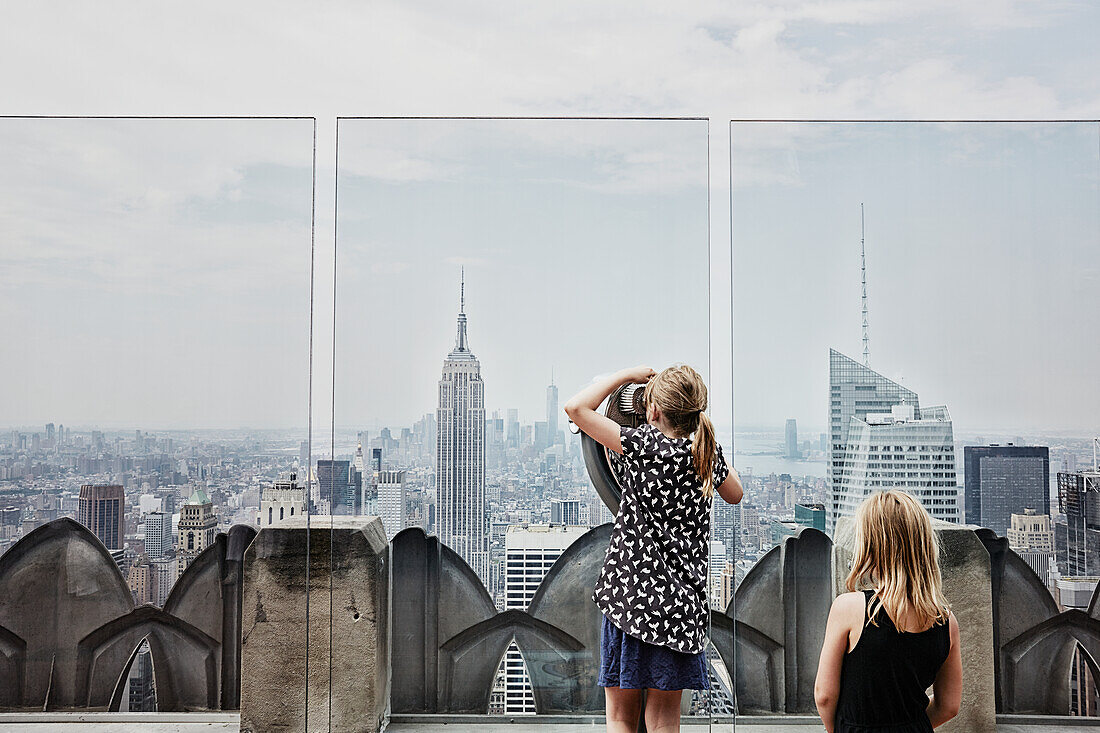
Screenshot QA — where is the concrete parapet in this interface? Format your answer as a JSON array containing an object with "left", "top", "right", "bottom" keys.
[{"left": 240, "top": 516, "right": 389, "bottom": 733}]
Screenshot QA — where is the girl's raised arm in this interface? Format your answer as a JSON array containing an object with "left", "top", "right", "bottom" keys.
[{"left": 563, "top": 366, "right": 654, "bottom": 455}]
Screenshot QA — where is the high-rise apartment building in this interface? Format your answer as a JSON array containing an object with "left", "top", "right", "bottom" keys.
[
  {"left": 795, "top": 503, "right": 826, "bottom": 532},
  {"left": 317, "top": 459, "right": 360, "bottom": 516},
  {"left": 1008, "top": 508, "right": 1054, "bottom": 552},
  {"left": 785, "top": 419, "right": 799, "bottom": 459},
  {"left": 708, "top": 539, "right": 727, "bottom": 608},
  {"left": 828, "top": 350, "right": 919, "bottom": 531},
  {"left": 353, "top": 442, "right": 380, "bottom": 516},
  {"left": 1056, "top": 576, "right": 1100, "bottom": 715},
  {"left": 712, "top": 500, "right": 741, "bottom": 556},
  {"left": 1008, "top": 509, "right": 1055, "bottom": 581},
  {"left": 260, "top": 473, "right": 307, "bottom": 527},
  {"left": 78, "top": 484, "right": 126, "bottom": 551},
  {"left": 1058, "top": 468, "right": 1100, "bottom": 576},
  {"left": 354, "top": 442, "right": 367, "bottom": 484},
  {"left": 502, "top": 524, "right": 588, "bottom": 713},
  {"left": 964, "top": 445, "right": 1049, "bottom": 536},
  {"left": 436, "top": 274, "right": 488, "bottom": 585},
  {"left": 150, "top": 556, "right": 176, "bottom": 606},
  {"left": 177, "top": 487, "right": 217, "bottom": 578},
  {"left": 144, "top": 511, "right": 173, "bottom": 559},
  {"left": 126, "top": 643, "right": 156, "bottom": 712},
  {"left": 378, "top": 470, "right": 407, "bottom": 541},
  {"left": 127, "top": 555, "right": 156, "bottom": 605},
  {"left": 549, "top": 498, "right": 581, "bottom": 525},
  {"left": 506, "top": 408, "right": 519, "bottom": 447},
  {"left": 832, "top": 404, "right": 960, "bottom": 525}
]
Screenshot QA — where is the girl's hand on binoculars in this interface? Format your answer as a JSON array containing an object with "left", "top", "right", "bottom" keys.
[{"left": 621, "top": 365, "right": 656, "bottom": 384}]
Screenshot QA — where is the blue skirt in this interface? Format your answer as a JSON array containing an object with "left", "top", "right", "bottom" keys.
[{"left": 597, "top": 614, "right": 709, "bottom": 691}]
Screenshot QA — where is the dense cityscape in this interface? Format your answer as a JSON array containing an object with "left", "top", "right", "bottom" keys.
[{"left": 1, "top": 277, "right": 1097, "bottom": 714}]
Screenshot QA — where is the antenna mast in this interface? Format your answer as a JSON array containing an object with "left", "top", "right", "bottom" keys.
[{"left": 861, "top": 203, "right": 870, "bottom": 367}]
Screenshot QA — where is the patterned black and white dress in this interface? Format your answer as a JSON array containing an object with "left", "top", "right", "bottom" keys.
[{"left": 593, "top": 423, "right": 729, "bottom": 689}]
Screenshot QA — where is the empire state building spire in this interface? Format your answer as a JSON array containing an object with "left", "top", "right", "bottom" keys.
[{"left": 451, "top": 267, "right": 473, "bottom": 357}]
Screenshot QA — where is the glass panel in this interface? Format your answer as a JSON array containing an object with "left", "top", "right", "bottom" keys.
[
  {"left": 729, "top": 121, "right": 1100, "bottom": 726},
  {"left": 333, "top": 117, "right": 714, "bottom": 723},
  {"left": 0, "top": 117, "right": 314, "bottom": 716}
]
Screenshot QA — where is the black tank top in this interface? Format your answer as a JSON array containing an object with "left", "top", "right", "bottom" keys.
[{"left": 835, "top": 590, "right": 951, "bottom": 733}]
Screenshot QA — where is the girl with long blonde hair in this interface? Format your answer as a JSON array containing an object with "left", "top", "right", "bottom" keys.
[
  {"left": 565, "top": 364, "right": 743, "bottom": 733},
  {"left": 814, "top": 490, "right": 962, "bottom": 732}
]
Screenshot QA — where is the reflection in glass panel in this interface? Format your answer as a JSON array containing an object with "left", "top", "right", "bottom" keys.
[
  {"left": 334, "top": 118, "right": 715, "bottom": 719},
  {"left": 0, "top": 117, "right": 314, "bottom": 713},
  {"left": 729, "top": 121, "right": 1100, "bottom": 724}
]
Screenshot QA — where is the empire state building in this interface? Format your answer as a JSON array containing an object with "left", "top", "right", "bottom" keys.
[{"left": 436, "top": 272, "right": 488, "bottom": 584}]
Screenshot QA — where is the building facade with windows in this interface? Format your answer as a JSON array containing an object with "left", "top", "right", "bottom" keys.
[
  {"left": 964, "top": 444, "right": 1049, "bottom": 536},
  {"left": 316, "top": 459, "right": 361, "bottom": 516},
  {"left": 176, "top": 486, "right": 217, "bottom": 578},
  {"left": 77, "top": 484, "right": 125, "bottom": 551},
  {"left": 832, "top": 404, "right": 961, "bottom": 524},
  {"left": 144, "top": 510, "right": 173, "bottom": 559},
  {"left": 1058, "top": 468, "right": 1100, "bottom": 576},
  {"left": 260, "top": 474, "right": 307, "bottom": 527},
  {"left": 828, "top": 350, "right": 919, "bottom": 532},
  {"left": 501, "top": 524, "right": 588, "bottom": 714},
  {"left": 1008, "top": 509, "right": 1055, "bottom": 581},
  {"left": 549, "top": 498, "right": 581, "bottom": 526},
  {"left": 378, "top": 470, "right": 407, "bottom": 541}
]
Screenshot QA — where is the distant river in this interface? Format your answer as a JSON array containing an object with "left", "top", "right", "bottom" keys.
[{"left": 731, "top": 432, "right": 827, "bottom": 479}]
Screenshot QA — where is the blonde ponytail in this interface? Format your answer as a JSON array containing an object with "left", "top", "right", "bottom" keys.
[
  {"left": 644, "top": 364, "right": 717, "bottom": 498},
  {"left": 692, "top": 411, "right": 716, "bottom": 498}
]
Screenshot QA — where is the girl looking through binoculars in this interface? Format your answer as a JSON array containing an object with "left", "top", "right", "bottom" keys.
[{"left": 565, "top": 364, "right": 743, "bottom": 733}]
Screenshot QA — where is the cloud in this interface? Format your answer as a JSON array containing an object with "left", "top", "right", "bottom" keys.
[
  {"left": 370, "top": 261, "right": 411, "bottom": 274},
  {"left": 0, "top": 1, "right": 1097, "bottom": 430}
]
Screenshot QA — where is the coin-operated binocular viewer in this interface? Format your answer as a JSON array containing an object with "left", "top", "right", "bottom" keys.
[{"left": 570, "top": 382, "right": 647, "bottom": 516}]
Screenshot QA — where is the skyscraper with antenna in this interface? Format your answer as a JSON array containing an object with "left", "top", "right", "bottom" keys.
[
  {"left": 826, "top": 205, "right": 961, "bottom": 531},
  {"left": 546, "top": 368, "right": 559, "bottom": 448},
  {"left": 436, "top": 267, "right": 488, "bottom": 584}
]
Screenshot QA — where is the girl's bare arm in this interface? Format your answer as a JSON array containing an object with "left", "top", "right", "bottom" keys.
[
  {"left": 927, "top": 612, "right": 962, "bottom": 727},
  {"left": 563, "top": 366, "right": 654, "bottom": 454},
  {"left": 716, "top": 464, "right": 743, "bottom": 504},
  {"left": 814, "top": 592, "right": 862, "bottom": 733}
]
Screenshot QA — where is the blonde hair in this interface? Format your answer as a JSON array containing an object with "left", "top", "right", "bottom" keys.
[
  {"left": 642, "top": 365, "right": 716, "bottom": 497},
  {"left": 845, "top": 490, "right": 951, "bottom": 630}
]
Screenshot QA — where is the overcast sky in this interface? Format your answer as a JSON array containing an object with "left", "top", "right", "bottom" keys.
[
  {"left": 0, "top": 118, "right": 314, "bottom": 429},
  {"left": 335, "top": 119, "right": 710, "bottom": 430},
  {"left": 0, "top": 2, "right": 1097, "bottom": 436},
  {"left": 732, "top": 122, "right": 1099, "bottom": 434}
]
